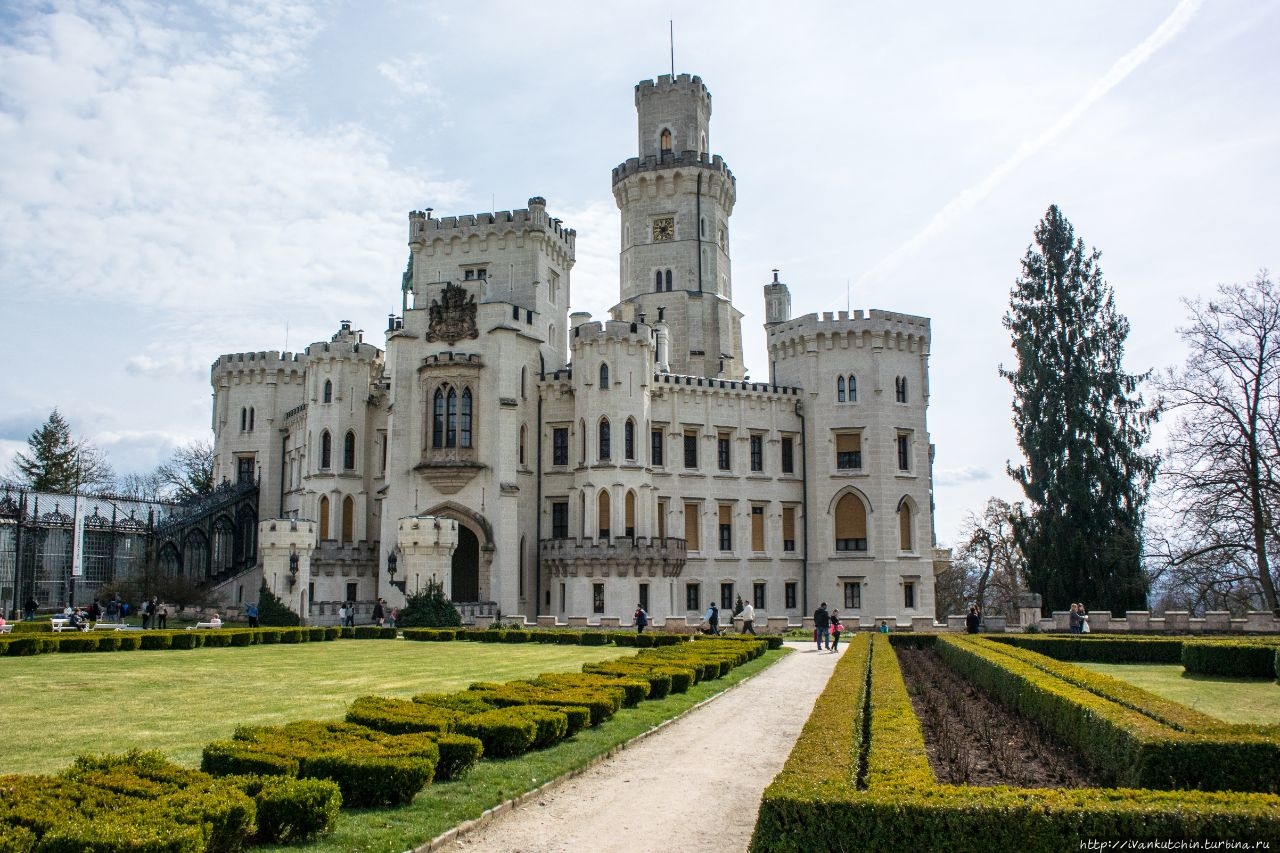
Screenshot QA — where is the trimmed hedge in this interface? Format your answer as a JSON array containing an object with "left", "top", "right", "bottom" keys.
[
  {"left": 202, "top": 720, "right": 439, "bottom": 808},
  {"left": 987, "top": 633, "right": 1185, "bottom": 663},
  {"left": 455, "top": 707, "right": 539, "bottom": 757},
  {"left": 346, "top": 695, "right": 463, "bottom": 735},
  {"left": 230, "top": 775, "right": 341, "bottom": 844},
  {"left": 1183, "top": 639, "right": 1280, "bottom": 678},
  {"left": 752, "top": 634, "right": 1280, "bottom": 852}
]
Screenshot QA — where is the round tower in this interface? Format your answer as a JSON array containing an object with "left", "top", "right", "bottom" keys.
[{"left": 611, "top": 74, "right": 743, "bottom": 380}]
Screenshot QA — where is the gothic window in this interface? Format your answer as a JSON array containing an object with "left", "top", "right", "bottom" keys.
[
  {"left": 342, "top": 495, "right": 355, "bottom": 544},
  {"left": 898, "top": 498, "right": 914, "bottom": 551},
  {"left": 655, "top": 270, "right": 663, "bottom": 292},
  {"left": 625, "top": 490, "right": 636, "bottom": 538},
  {"left": 624, "top": 418, "right": 635, "bottom": 461},
  {"left": 848, "top": 375, "right": 858, "bottom": 402},
  {"left": 553, "top": 427, "right": 569, "bottom": 466},
  {"left": 834, "top": 492, "right": 869, "bottom": 552},
  {"left": 432, "top": 389, "right": 445, "bottom": 448},
  {"left": 323, "top": 380, "right": 333, "bottom": 403},
  {"left": 446, "top": 387, "right": 458, "bottom": 447},
  {"left": 521, "top": 366, "right": 527, "bottom": 400},
  {"left": 665, "top": 269, "right": 673, "bottom": 291},
  {"left": 660, "top": 127, "right": 672, "bottom": 152},
  {"left": 599, "top": 362, "right": 610, "bottom": 390},
  {"left": 700, "top": 216, "right": 706, "bottom": 237},
  {"left": 460, "top": 387, "right": 473, "bottom": 447},
  {"left": 837, "top": 376, "right": 846, "bottom": 402},
  {"left": 318, "top": 495, "right": 330, "bottom": 540},
  {"left": 248, "top": 407, "right": 255, "bottom": 431},
  {"left": 240, "top": 408, "right": 247, "bottom": 431},
  {"left": 320, "top": 431, "right": 332, "bottom": 469},
  {"left": 579, "top": 418, "right": 587, "bottom": 464},
  {"left": 343, "top": 431, "right": 356, "bottom": 470},
  {"left": 519, "top": 424, "right": 527, "bottom": 466},
  {"left": 895, "top": 376, "right": 908, "bottom": 403},
  {"left": 597, "top": 489, "right": 611, "bottom": 539},
  {"left": 599, "top": 418, "right": 611, "bottom": 461},
  {"left": 897, "top": 432, "right": 911, "bottom": 472}
]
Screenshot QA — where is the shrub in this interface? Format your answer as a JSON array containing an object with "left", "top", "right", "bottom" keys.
[
  {"left": 4, "top": 636, "right": 39, "bottom": 656},
  {"left": 169, "top": 631, "right": 202, "bottom": 650},
  {"left": 299, "top": 753, "right": 434, "bottom": 808},
  {"left": 1182, "top": 640, "right": 1279, "bottom": 678},
  {"left": 258, "top": 629, "right": 281, "bottom": 644},
  {"left": 53, "top": 634, "right": 99, "bottom": 653},
  {"left": 279, "top": 628, "right": 305, "bottom": 644},
  {"left": 455, "top": 708, "right": 538, "bottom": 757},
  {"left": 240, "top": 775, "right": 341, "bottom": 843},
  {"left": 256, "top": 582, "right": 301, "bottom": 627},
  {"left": 579, "top": 631, "right": 609, "bottom": 646},
  {"left": 202, "top": 631, "right": 233, "bottom": 648},
  {"left": 986, "top": 634, "right": 1184, "bottom": 663},
  {"left": 345, "top": 695, "right": 463, "bottom": 735},
  {"left": 396, "top": 578, "right": 462, "bottom": 628},
  {"left": 116, "top": 633, "right": 142, "bottom": 651},
  {"left": 228, "top": 630, "right": 254, "bottom": 647},
  {"left": 139, "top": 632, "right": 173, "bottom": 651},
  {"left": 430, "top": 733, "right": 484, "bottom": 781},
  {"left": 502, "top": 630, "right": 532, "bottom": 643}
]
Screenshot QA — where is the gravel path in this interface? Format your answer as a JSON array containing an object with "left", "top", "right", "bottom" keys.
[{"left": 444, "top": 642, "right": 840, "bottom": 853}]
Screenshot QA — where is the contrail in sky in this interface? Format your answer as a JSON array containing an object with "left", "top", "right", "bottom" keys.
[{"left": 850, "top": 0, "right": 1204, "bottom": 295}]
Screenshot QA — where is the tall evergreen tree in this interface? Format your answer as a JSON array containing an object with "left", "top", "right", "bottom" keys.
[
  {"left": 1000, "top": 205, "right": 1158, "bottom": 615},
  {"left": 11, "top": 409, "right": 114, "bottom": 493}
]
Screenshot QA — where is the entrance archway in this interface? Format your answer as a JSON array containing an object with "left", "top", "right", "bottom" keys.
[{"left": 452, "top": 525, "right": 480, "bottom": 602}]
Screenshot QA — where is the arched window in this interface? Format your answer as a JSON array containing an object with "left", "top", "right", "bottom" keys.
[
  {"left": 848, "top": 375, "right": 858, "bottom": 402},
  {"left": 655, "top": 270, "right": 663, "bottom": 292},
  {"left": 700, "top": 217, "right": 706, "bottom": 237},
  {"left": 342, "top": 495, "right": 355, "bottom": 544},
  {"left": 895, "top": 376, "right": 908, "bottom": 404},
  {"left": 834, "top": 493, "right": 868, "bottom": 552},
  {"left": 521, "top": 366, "right": 527, "bottom": 400},
  {"left": 599, "top": 363, "right": 610, "bottom": 390},
  {"left": 660, "top": 128, "right": 672, "bottom": 153},
  {"left": 898, "top": 498, "right": 914, "bottom": 551},
  {"left": 240, "top": 408, "right": 247, "bottom": 431},
  {"left": 460, "top": 387, "right": 473, "bottom": 447},
  {"left": 343, "top": 431, "right": 356, "bottom": 470},
  {"left": 446, "top": 387, "right": 458, "bottom": 446},
  {"left": 432, "top": 388, "right": 445, "bottom": 448},
  {"left": 519, "top": 424, "right": 527, "bottom": 466},
  {"left": 318, "top": 495, "right": 330, "bottom": 540},
  {"left": 597, "top": 489, "right": 611, "bottom": 539},
  {"left": 248, "top": 407, "right": 255, "bottom": 431},
  {"left": 323, "top": 379, "right": 333, "bottom": 403},
  {"left": 664, "top": 269, "right": 673, "bottom": 291},
  {"left": 579, "top": 418, "right": 587, "bottom": 463},
  {"left": 320, "top": 431, "right": 332, "bottom": 469},
  {"left": 519, "top": 535, "right": 526, "bottom": 597},
  {"left": 624, "top": 418, "right": 635, "bottom": 460},
  {"left": 837, "top": 376, "right": 846, "bottom": 402},
  {"left": 599, "top": 418, "right": 611, "bottom": 461},
  {"left": 625, "top": 490, "right": 636, "bottom": 538}
]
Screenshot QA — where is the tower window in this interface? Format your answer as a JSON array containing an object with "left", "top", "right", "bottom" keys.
[
  {"left": 553, "top": 427, "right": 569, "bottom": 466},
  {"left": 660, "top": 128, "right": 672, "bottom": 153},
  {"left": 837, "top": 376, "right": 846, "bottom": 402},
  {"left": 895, "top": 376, "right": 908, "bottom": 404},
  {"left": 599, "top": 363, "right": 610, "bottom": 390},
  {"left": 323, "top": 380, "right": 333, "bottom": 403},
  {"left": 848, "top": 375, "right": 858, "bottom": 402},
  {"left": 782, "top": 436, "right": 795, "bottom": 474},
  {"left": 684, "top": 431, "right": 698, "bottom": 469},
  {"left": 665, "top": 269, "right": 673, "bottom": 291},
  {"left": 651, "top": 428, "right": 664, "bottom": 466},
  {"left": 343, "top": 431, "right": 356, "bottom": 470},
  {"left": 750, "top": 434, "right": 763, "bottom": 472},
  {"left": 625, "top": 419, "right": 636, "bottom": 461},
  {"left": 599, "top": 418, "right": 611, "bottom": 461},
  {"left": 897, "top": 432, "right": 911, "bottom": 472},
  {"left": 320, "top": 431, "right": 332, "bottom": 470},
  {"left": 655, "top": 270, "right": 663, "bottom": 292},
  {"left": 717, "top": 433, "right": 731, "bottom": 471}
]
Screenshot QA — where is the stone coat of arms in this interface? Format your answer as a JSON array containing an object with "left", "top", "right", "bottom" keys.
[{"left": 426, "top": 282, "right": 479, "bottom": 345}]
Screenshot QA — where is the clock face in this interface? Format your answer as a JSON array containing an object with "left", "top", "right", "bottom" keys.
[{"left": 652, "top": 217, "right": 675, "bottom": 242}]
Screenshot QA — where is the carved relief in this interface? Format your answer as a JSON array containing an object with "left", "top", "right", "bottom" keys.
[{"left": 426, "top": 282, "right": 479, "bottom": 345}]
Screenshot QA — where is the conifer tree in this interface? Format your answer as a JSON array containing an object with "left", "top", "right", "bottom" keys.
[
  {"left": 12, "top": 409, "right": 114, "bottom": 493},
  {"left": 1000, "top": 205, "right": 1158, "bottom": 615}
]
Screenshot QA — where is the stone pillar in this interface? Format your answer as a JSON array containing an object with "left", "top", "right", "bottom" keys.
[
  {"left": 1016, "top": 592, "right": 1042, "bottom": 629},
  {"left": 259, "top": 518, "right": 317, "bottom": 624},
  {"left": 396, "top": 515, "right": 458, "bottom": 601}
]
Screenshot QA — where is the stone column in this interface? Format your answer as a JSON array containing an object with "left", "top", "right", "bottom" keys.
[
  {"left": 397, "top": 515, "right": 458, "bottom": 599},
  {"left": 259, "top": 518, "right": 317, "bottom": 624}
]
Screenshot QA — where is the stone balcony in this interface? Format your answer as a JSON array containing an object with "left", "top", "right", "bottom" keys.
[{"left": 539, "top": 536, "right": 688, "bottom": 579}]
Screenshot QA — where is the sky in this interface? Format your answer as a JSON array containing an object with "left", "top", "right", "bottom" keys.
[{"left": 1, "top": 0, "right": 1276, "bottom": 547}]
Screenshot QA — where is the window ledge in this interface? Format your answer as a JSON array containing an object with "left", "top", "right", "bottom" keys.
[{"left": 829, "top": 553, "right": 874, "bottom": 560}]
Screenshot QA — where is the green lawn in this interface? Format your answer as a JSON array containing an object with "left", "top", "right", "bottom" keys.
[
  {"left": 1078, "top": 662, "right": 1280, "bottom": 725},
  {"left": 0, "top": 639, "right": 633, "bottom": 774}
]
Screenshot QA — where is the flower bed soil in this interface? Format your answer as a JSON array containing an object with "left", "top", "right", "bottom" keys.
[{"left": 893, "top": 644, "right": 1097, "bottom": 788}]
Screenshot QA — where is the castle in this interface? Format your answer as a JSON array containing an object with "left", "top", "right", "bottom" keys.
[{"left": 209, "top": 73, "right": 938, "bottom": 626}]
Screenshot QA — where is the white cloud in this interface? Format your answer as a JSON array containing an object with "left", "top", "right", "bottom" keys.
[
  {"left": 934, "top": 467, "right": 994, "bottom": 486},
  {"left": 377, "top": 53, "right": 436, "bottom": 98}
]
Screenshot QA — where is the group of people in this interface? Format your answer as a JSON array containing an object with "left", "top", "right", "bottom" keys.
[
  {"left": 370, "top": 598, "right": 398, "bottom": 628},
  {"left": 1069, "top": 602, "right": 1091, "bottom": 633},
  {"left": 812, "top": 602, "right": 847, "bottom": 651}
]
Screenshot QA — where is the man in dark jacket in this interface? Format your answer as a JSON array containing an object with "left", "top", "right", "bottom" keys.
[
  {"left": 966, "top": 604, "right": 981, "bottom": 634},
  {"left": 814, "top": 602, "right": 831, "bottom": 650}
]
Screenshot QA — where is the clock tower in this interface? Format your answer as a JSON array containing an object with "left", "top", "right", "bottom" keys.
[{"left": 611, "top": 74, "right": 744, "bottom": 379}]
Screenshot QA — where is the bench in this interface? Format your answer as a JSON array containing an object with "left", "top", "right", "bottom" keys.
[
  {"left": 93, "top": 622, "right": 138, "bottom": 631},
  {"left": 0, "top": 624, "right": 12, "bottom": 634},
  {"left": 50, "top": 618, "right": 84, "bottom": 632},
  {"left": 189, "top": 622, "right": 222, "bottom": 630}
]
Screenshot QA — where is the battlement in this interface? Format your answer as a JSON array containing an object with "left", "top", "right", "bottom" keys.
[
  {"left": 635, "top": 74, "right": 710, "bottom": 105},
  {"left": 569, "top": 319, "right": 654, "bottom": 349},
  {"left": 421, "top": 352, "right": 483, "bottom": 367},
  {"left": 408, "top": 196, "right": 576, "bottom": 251},
  {"left": 767, "top": 308, "right": 931, "bottom": 338},
  {"left": 212, "top": 350, "right": 306, "bottom": 374},
  {"left": 653, "top": 372, "right": 802, "bottom": 398},
  {"left": 612, "top": 150, "right": 734, "bottom": 186}
]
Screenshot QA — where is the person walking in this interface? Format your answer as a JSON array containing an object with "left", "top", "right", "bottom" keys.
[
  {"left": 1069, "top": 603, "right": 1083, "bottom": 634},
  {"left": 23, "top": 595, "right": 38, "bottom": 621},
  {"left": 966, "top": 604, "right": 981, "bottom": 634},
  {"left": 344, "top": 601, "right": 355, "bottom": 627},
  {"left": 373, "top": 598, "right": 385, "bottom": 627},
  {"left": 829, "top": 609, "right": 844, "bottom": 651},
  {"left": 739, "top": 600, "right": 755, "bottom": 635},
  {"left": 634, "top": 604, "right": 649, "bottom": 634},
  {"left": 703, "top": 601, "right": 720, "bottom": 635},
  {"left": 813, "top": 602, "right": 831, "bottom": 650}
]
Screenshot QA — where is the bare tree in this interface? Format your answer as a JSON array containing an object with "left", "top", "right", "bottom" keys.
[
  {"left": 155, "top": 440, "right": 214, "bottom": 502},
  {"left": 937, "top": 497, "right": 1027, "bottom": 620},
  {"left": 1153, "top": 272, "right": 1280, "bottom": 613}
]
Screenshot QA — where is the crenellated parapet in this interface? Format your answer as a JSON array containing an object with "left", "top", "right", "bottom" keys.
[
  {"left": 635, "top": 73, "right": 710, "bottom": 106},
  {"left": 540, "top": 535, "right": 688, "bottom": 578},
  {"left": 304, "top": 321, "right": 384, "bottom": 365},
  {"left": 652, "top": 372, "right": 803, "bottom": 399},
  {"left": 569, "top": 319, "right": 654, "bottom": 352},
  {"left": 211, "top": 350, "right": 307, "bottom": 383},
  {"left": 408, "top": 196, "right": 576, "bottom": 263},
  {"left": 766, "top": 308, "right": 932, "bottom": 360},
  {"left": 611, "top": 150, "right": 735, "bottom": 187}
]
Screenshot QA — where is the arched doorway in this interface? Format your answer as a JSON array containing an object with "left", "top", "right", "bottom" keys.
[{"left": 452, "top": 525, "right": 480, "bottom": 602}]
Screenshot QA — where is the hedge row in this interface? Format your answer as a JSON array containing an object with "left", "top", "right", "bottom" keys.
[
  {"left": 937, "top": 636, "right": 1280, "bottom": 792},
  {"left": 752, "top": 634, "right": 1280, "bottom": 851},
  {"left": 0, "top": 750, "right": 339, "bottom": 852},
  {"left": 986, "top": 633, "right": 1186, "bottom": 663},
  {"left": 202, "top": 721, "right": 440, "bottom": 808},
  {"left": 1182, "top": 639, "right": 1280, "bottom": 678},
  {"left": 400, "top": 626, "right": 781, "bottom": 649},
  {"left": 0, "top": 626, "right": 353, "bottom": 656}
]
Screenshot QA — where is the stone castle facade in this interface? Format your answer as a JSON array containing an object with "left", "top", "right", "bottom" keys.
[{"left": 210, "top": 73, "right": 938, "bottom": 626}]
